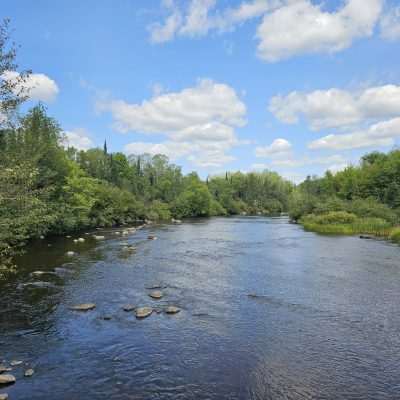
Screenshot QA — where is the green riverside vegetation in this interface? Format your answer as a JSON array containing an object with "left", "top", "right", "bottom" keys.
[
  {"left": 289, "top": 151, "right": 400, "bottom": 243},
  {"left": 0, "top": 105, "right": 293, "bottom": 274}
]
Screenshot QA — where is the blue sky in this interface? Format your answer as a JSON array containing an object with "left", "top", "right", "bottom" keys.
[{"left": 2, "top": 0, "right": 400, "bottom": 181}]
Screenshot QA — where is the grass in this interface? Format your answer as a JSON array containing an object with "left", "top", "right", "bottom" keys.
[{"left": 300, "top": 212, "right": 400, "bottom": 244}]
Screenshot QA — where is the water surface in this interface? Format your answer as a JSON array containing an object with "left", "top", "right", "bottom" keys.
[{"left": 1, "top": 217, "right": 400, "bottom": 399}]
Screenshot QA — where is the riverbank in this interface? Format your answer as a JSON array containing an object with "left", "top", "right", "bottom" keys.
[{"left": 300, "top": 213, "right": 400, "bottom": 244}]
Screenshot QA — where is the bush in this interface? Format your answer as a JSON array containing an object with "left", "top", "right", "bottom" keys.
[
  {"left": 209, "top": 199, "right": 227, "bottom": 216},
  {"left": 347, "top": 198, "right": 398, "bottom": 224},
  {"left": 146, "top": 200, "right": 171, "bottom": 221},
  {"left": 303, "top": 211, "right": 358, "bottom": 225}
]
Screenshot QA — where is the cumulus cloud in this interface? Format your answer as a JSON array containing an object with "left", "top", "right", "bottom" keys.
[
  {"left": 2, "top": 71, "right": 59, "bottom": 102},
  {"left": 63, "top": 128, "right": 94, "bottom": 150},
  {"left": 100, "top": 79, "right": 247, "bottom": 168},
  {"left": 255, "top": 138, "right": 291, "bottom": 157},
  {"left": 380, "top": 5, "right": 400, "bottom": 40},
  {"left": 149, "top": 0, "right": 383, "bottom": 61},
  {"left": 256, "top": 0, "right": 382, "bottom": 62},
  {"left": 269, "top": 84, "right": 400, "bottom": 130},
  {"left": 308, "top": 117, "right": 400, "bottom": 150},
  {"left": 148, "top": 0, "right": 279, "bottom": 43}
]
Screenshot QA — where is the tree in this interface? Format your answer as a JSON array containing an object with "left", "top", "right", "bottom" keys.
[{"left": 0, "top": 18, "right": 30, "bottom": 128}]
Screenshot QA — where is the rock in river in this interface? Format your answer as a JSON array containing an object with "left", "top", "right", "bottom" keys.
[
  {"left": 0, "top": 365, "right": 11, "bottom": 373},
  {"left": 70, "top": 303, "right": 96, "bottom": 311},
  {"left": 66, "top": 251, "right": 75, "bottom": 257},
  {"left": 135, "top": 307, "right": 153, "bottom": 319},
  {"left": 93, "top": 235, "right": 105, "bottom": 241},
  {"left": 10, "top": 361, "right": 22, "bottom": 367},
  {"left": 148, "top": 235, "right": 157, "bottom": 240},
  {"left": 123, "top": 304, "right": 136, "bottom": 312},
  {"left": 149, "top": 290, "right": 163, "bottom": 299},
  {"left": 0, "top": 374, "right": 15, "bottom": 385},
  {"left": 165, "top": 306, "right": 180, "bottom": 314},
  {"left": 24, "top": 369, "right": 34, "bottom": 377},
  {"left": 0, "top": 393, "right": 9, "bottom": 400}
]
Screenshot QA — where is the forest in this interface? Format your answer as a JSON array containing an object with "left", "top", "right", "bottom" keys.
[{"left": 0, "top": 103, "right": 294, "bottom": 273}]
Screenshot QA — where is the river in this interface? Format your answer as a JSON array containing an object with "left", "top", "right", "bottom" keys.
[{"left": 1, "top": 216, "right": 400, "bottom": 399}]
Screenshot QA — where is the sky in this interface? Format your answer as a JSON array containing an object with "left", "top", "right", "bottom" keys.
[{"left": 2, "top": 0, "right": 400, "bottom": 182}]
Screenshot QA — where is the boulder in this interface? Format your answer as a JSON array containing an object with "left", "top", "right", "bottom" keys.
[
  {"left": 70, "top": 303, "right": 96, "bottom": 311},
  {"left": 135, "top": 307, "right": 153, "bottom": 319},
  {"left": 0, "top": 365, "right": 11, "bottom": 373},
  {"left": 165, "top": 306, "right": 180, "bottom": 314},
  {"left": 24, "top": 369, "right": 34, "bottom": 377},
  {"left": 149, "top": 290, "right": 163, "bottom": 299},
  {"left": 0, "top": 374, "right": 15, "bottom": 385},
  {"left": 0, "top": 393, "right": 9, "bottom": 400}
]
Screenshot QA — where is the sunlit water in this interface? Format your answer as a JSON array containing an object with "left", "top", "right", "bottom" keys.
[{"left": 1, "top": 217, "right": 400, "bottom": 399}]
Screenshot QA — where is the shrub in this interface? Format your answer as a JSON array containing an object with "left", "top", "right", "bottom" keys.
[{"left": 146, "top": 200, "right": 171, "bottom": 221}]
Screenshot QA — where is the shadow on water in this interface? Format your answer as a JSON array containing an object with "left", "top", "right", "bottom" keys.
[{"left": 1, "top": 217, "right": 400, "bottom": 399}]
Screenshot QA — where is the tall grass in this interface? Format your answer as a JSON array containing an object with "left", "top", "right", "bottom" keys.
[{"left": 300, "top": 211, "right": 400, "bottom": 243}]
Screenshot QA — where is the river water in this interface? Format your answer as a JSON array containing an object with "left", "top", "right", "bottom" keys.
[{"left": 1, "top": 217, "right": 400, "bottom": 399}]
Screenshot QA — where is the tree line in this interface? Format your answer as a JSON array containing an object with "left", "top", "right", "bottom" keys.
[{"left": 0, "top": 105, "right": 293, "bottom": 271}]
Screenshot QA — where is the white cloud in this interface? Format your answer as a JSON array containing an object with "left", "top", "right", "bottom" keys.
[
  {"left": 124, "top": 141, "right": 192, "bottom": 159},
  {"left": 256, "top": 0, "right": 382, "bottom": 62},
  {"left": 63, "top": 128, "right": 94, "bottom": 150},
  {"left": 149, "top": 4, "right": 182, "bottom": 43},
  {"left": 271, "top": 154, "right": 346, "bottom": 167},
  {"left": 149, "top": 0, "right": 384, "bottom": 61},
  {"left": 255, "top": 138, "right": 291, "bottom": 157},
  {"left": 308, "top": 117, "right": 400, "bottom": 150},
  {"left": 148, "top": 0, "right": 279, "bottom": 43},
  {"left": 327, "top": 162, "right": 349, "bottom": 173},
  {"left": 2, "top": 71, "right": 59, "bottom": 102},
  {"left": 99, "top": 79, "right": 246, "bottom": 168},
  {"left": 269, "top": 84, "right": 400, "bottom": 130},
  {"left": 380, "top": 6, "right": 400, "bottom": 40}
]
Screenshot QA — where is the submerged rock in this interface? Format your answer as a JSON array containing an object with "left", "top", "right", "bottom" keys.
[
  {"left": 101, "top": 315, "right": 112, "bottom": 321},
  {"left": 70, "top": 303, "right": 96, "bottom": 311},
  {"left": 24, "top": 369, "right": 34, "bottom": 377},
  {"left": 149, "top": 290, "right": 163, "bottom": 299},
  {"left": 135, "top": 307, "right": 153, "bottom": 319},
  {"left": 0, "top": 374, "right": 15, "bottom": 385},
  {"left": 31, "top": 270, "right": 56, "bottom": 277},
  {"left": 145, "top": 284, "right": 165, "bottom": 290},
  {"left": 165, "top": 306, "right": 180, "bottom": 314},
  {"left": 360, "top": 235, "right": 373, "bottom": 239},
  {"left": 10, "top": 361, "right": 22, "bottom": 367},
  {"left": 122, "top": 304, "right": 136, "bottom": 312}
]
